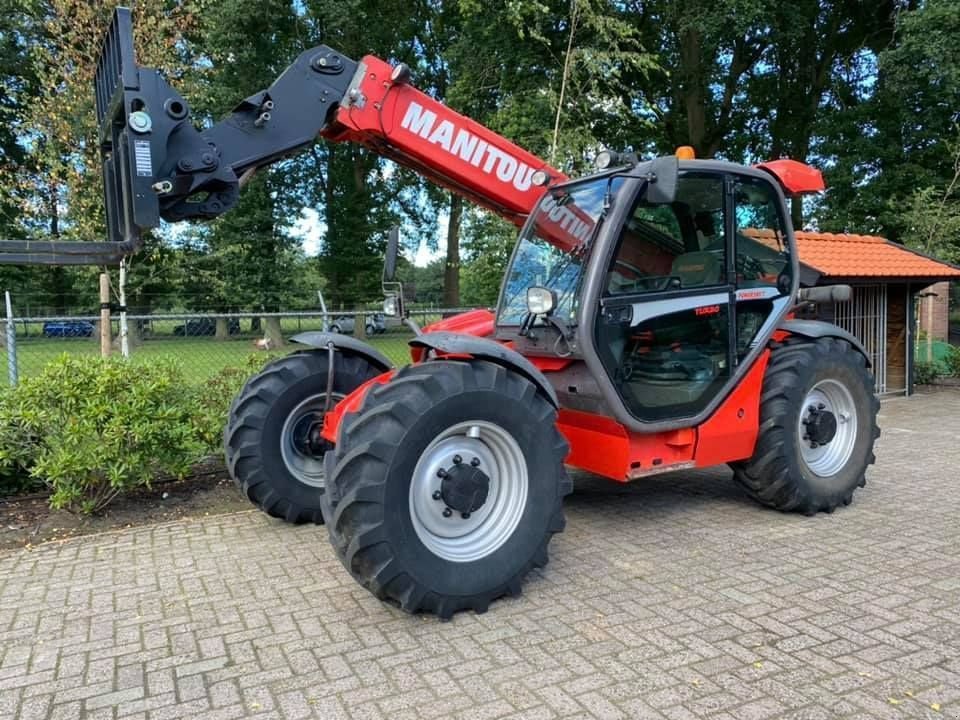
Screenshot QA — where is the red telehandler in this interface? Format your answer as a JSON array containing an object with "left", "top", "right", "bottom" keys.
[{"left": 94, "top": 9, "right": 878, "bottom": 617}]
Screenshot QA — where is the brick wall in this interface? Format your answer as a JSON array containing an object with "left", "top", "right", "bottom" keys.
[{"left": 918, "top": 281, "right": 951, "bottom": 341}]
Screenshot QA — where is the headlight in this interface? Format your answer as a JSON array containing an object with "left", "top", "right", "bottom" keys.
[
  {"left": 383, "top": 295, "right": 399, "bottom": 317},
  {"left": 595, "top": 150, "right": 617, "bottom": 170},
  {"left": 531, "top": 169, "right": 550, "bottom": 187},
  {"left": 526, "top": 287, "right": 556, "bottom": 316}
]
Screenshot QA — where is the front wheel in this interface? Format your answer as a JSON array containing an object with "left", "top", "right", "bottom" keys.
[
  {"left": 732, "top": 336, "right": 880, "bottom": 515},
  {"left": 224, "top": 350, "right": 382, "bottom": 523},
  {"left": 321, "top": 360, "right": 571, "bottom": 618}
]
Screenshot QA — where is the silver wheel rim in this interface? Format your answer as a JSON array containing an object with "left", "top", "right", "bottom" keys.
[
  {"left": 798, "top": 379, "right": 858, "bottom": 478},
  {"left": 280, "top": 392, "right": 344, "bottom": 488},
  {"left": 409, "top": 420, "right": 528, "bottom": 563}
]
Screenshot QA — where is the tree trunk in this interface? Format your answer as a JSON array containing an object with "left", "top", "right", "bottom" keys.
[
  {"left": 791, "top": 197, "right": 804, "bottom": 230},
  {"left": 679, "top": 26, "right": 707, "bottom": 156},
  {"left": 443, "top": 194, "right": 463, "bottom": 308},
  {"left": 215, "top": 317, "right": 229, "bottom": 341},
  {"left": 263, "top": 317, "right": 285, "bottom": 348},
  {"left": 353, "top": 312, "right": 366, "bottom": 339}
]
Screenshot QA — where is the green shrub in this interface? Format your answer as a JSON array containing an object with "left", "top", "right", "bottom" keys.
[
  {"left": 0, "top": 463, "right": 42, "bottom": 498},
  {"left": 189, "top": 352, "right": 286, "bottom": 451},
  {"left": 913, "top": 360, "right": 943, "bottom": 386},
  {"left": 0, "top": 355, "right": 207, "bottom": 513},
  {"left": 943, "top": 345, "right": 960, "bottom": 378}
]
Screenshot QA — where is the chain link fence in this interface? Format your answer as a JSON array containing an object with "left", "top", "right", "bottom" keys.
[{"left": 0, "top": 306, "right": 487, "bottom": 387}]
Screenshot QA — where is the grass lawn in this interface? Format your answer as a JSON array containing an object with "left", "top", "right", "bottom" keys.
[{"left": 1, "top": 332, "right": 416, "bottom": 386}]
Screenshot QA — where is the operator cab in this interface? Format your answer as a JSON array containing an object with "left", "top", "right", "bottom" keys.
[{"left": 496, "top": 153, "right": 799, "bottom": 430}]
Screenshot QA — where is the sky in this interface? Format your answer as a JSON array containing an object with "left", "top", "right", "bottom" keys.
[{"left": 290, "top": 207, "right": 449, "bottom": 267}]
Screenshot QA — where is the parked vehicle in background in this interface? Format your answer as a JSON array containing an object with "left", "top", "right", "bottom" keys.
[
  {"left": 42, "top": 320, "right": 94, "bottom": 338},
  {"left": 328, "top": 313, "right": 386, "bottom": 335},
  {"left": 172, "top": 317, "right": 241, "bottom": 337}
]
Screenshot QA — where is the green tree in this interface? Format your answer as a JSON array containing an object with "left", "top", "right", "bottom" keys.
[{"left": 817, "top": 0, "right": 958, "bottom": 251}]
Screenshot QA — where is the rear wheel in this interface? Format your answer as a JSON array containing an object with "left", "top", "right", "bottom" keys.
[
  {"left": 732, "top": 336, "right": 880, "bottom": 514},
  {"left": 321, "top": 360, "right": 571, "bottom": 618},
  {"left": 225, "top": 350, "right": 382, "bottom": 524}
]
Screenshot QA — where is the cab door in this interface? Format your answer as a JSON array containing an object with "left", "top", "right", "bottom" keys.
[
  {"left": 594, "top": 172, "right": 736, "bottom": 423},
  {"left": 592, "top": 170, "right": 794, "bottom": 425}
]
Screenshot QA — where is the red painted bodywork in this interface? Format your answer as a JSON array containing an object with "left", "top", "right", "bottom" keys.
[
  {"left": 323, "top": 343, "right": 771, "bottom": 475},
  {"left": 421, "top": 308, "right": 496, "bottom": 337},
  {"left": 555, "top": 349, "right": 769, "bottom": 481},
  {"left": 309, "top": 60, "right": 799, "bottom": 475},
  {"left": 324, "top": 56, "right": 565, "bottom": 227},
  {"left": 321, "top": 371, "right": 395, "bottom": 443},
  {"left": 754, "top": 159, "right": 826, "bottom": 197}
]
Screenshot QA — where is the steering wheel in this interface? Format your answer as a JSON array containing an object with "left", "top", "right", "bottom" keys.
[{"left": 610, "top": 261, "right": 682, "bottom": 294}]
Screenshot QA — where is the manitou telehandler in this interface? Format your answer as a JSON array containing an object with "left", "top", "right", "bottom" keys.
[{"left": 93, "top": 9, "right": 879, "bottom": 617}]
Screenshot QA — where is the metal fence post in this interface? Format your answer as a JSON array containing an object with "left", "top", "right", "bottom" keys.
[{"left": 5, "top": 290, "right": 17, "bottom": 386}]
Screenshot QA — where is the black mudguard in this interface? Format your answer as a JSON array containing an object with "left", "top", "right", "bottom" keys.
[
  {"left": 289, "top": 332, "right": 393, "bottom": 372},
  {"left": 778, "top": 320, "right": 871, "bottom": 367},
  {"left": 409, "top": 331, "right": 560, "bottom": 408}
]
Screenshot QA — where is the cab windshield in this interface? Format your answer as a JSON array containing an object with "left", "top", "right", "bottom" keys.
[{"left": 497, "top": 176, "right": 622, "bottom": 326}]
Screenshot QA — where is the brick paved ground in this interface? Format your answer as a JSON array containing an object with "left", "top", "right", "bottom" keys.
[{"left": 1, "top": 389, "right": 959, "bottom": 720}]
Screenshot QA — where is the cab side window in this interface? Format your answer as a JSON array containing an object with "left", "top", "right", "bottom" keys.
[
  {"left": 734, "top": 178, "right": 792, "bottom": 294},
  {"left": 606, "top": 174, "right": 726, "bottom": 295}
]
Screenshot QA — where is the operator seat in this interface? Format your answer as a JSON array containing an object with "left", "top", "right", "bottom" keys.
[{"left": 670, "top": 250, "right": 724, "bottom": 288}]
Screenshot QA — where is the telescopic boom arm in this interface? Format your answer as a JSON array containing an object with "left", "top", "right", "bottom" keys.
[{"left": 92, "top": 7, "right": 564, "bottom": 257}]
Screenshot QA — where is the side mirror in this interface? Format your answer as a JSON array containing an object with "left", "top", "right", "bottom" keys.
[
  {"left": 646, "top": 155, "right": 679, "bottom": 205},
  {"left": 383, "top": 225, "right": 400, "bottom": 282}
]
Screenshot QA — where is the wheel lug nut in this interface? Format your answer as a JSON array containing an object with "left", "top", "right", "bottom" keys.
[
  {"left": 817, "top": 402, "right": 826, "bottom": 410},
  {"left": 442, "top": 508, "right": 452, "bottom": 518},
  {"left": 453, "top": 455, "right": 462, "bottom": 465},
  {"left": 432, "top": 490, "right": 442, "bottom": 501},
  {"left": 471, "top": 457, "right": 480, "bottom": 467},
  {"left": 461, "top": 512, "right": 471, "bottom": 519},
  {"left": 437, "top": 469, "right": 447, "bottom": 478}
]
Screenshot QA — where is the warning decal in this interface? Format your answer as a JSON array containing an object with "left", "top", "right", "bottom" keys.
[{"left": 134, "top": 140, "right": 153, "bottom": 177}]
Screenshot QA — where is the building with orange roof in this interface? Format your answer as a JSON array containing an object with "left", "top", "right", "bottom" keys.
[{"left": 749, "top": 230, "right": 960, "bottom": 395}]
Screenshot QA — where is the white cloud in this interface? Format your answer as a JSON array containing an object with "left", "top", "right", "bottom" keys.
[{"left": 290, "top": 207, "right": 326, "bottom": 255}]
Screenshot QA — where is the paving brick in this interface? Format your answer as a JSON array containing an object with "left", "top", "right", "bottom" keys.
[{"left": 0, "top": 390, "right": 957, "bottom": 719}]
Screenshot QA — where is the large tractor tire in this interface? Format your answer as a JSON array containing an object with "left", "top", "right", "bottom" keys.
[
  {"left": 320, "top": 360, "right": 571, "bottom": 618},
  {"left": 732, "top": 336, "right": 880, "bottom": 515},
  {"left": 225, "top": 350, "right": 382, "bottom": 524}
]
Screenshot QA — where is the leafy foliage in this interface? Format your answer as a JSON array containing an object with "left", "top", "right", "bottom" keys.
[
  {"left": 189, "top": 353, "right": 285, "bottom": 450},
  {"left": 0, "top": 356, "right": 204, "bottom": 513},
  {"left": 0, "top": 352, "right": 288, "bottom": 512},
  {"left": 913, "top": 360, "right": 942, "bottom": 387},
  {"left": 943, "top": 345, "right": 960, "bottom": 379},
  {"left": 0, "top": 0, "right": 957, "bottom": 312}
]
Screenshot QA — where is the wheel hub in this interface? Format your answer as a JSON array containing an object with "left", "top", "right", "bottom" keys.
[
  {"left": 280, "top": 391, "right": 344, "bottom": 488},
  {"left": 797, "top": 380, "right": 858, "bottom": 478},
  {"left": 293, "top": 416, "right": 332, "bottom": 457},
  {"left": 802, "top": 404, "right": 838, "bottom": 447},
  {"left": 440, "top": 459, "right": 490, "bottom": 516},
  {"left": 409, "top": 421, "right": 529, "bottom": 563}
]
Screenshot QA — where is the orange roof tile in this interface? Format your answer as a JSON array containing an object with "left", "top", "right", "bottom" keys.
[{"left": 743, "top": 229, "right": 960, "bottom": 279}]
